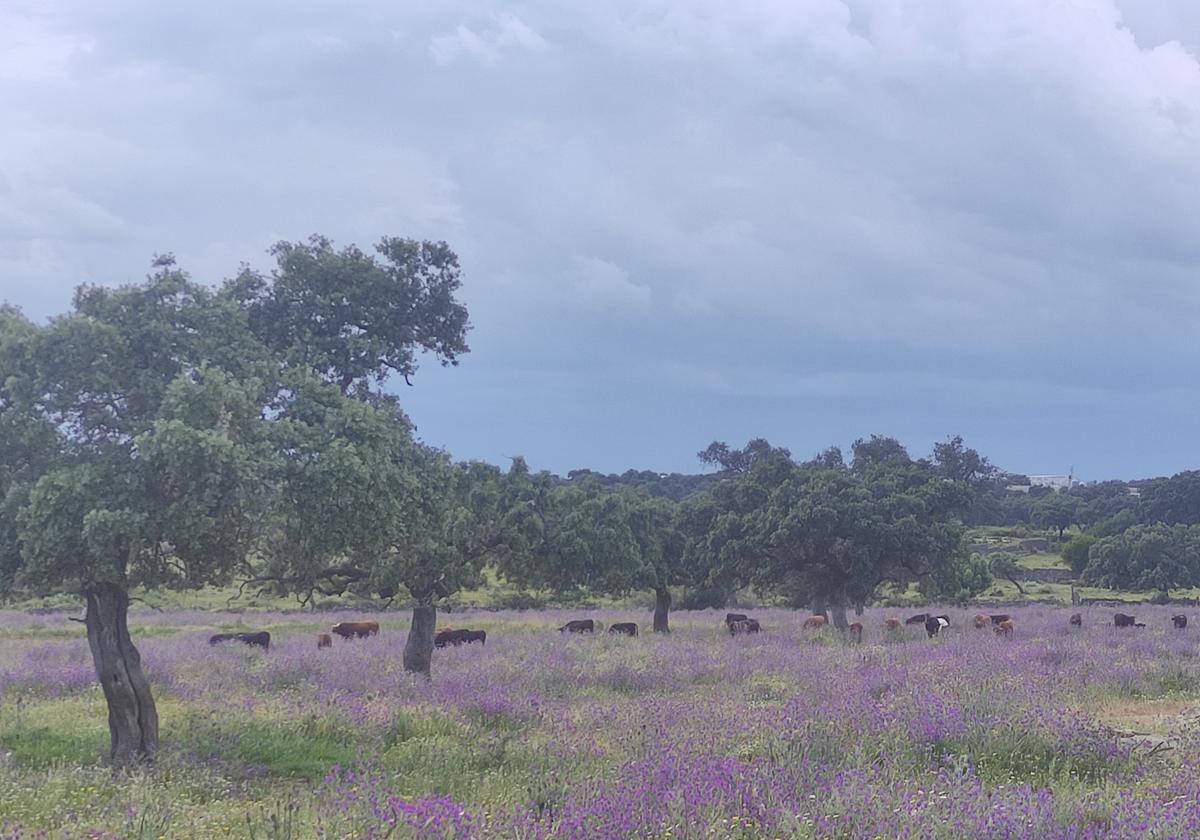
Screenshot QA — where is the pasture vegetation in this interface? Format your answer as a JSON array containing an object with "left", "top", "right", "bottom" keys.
[{"left": 4, "top": 605, "right": 1200, "bottom": 838}]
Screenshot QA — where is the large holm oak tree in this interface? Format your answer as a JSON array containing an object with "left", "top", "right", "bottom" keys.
[
  {"left": 499, "top": 464, "right": 688, "bottom": 632},
  {"left": 0, "top": 235, "right": 471, "bottom": 763},
  {"left": 693, "top": 437, "right": 973, "bottom": 627}
]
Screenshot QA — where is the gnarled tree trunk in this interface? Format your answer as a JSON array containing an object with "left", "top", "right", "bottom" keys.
[
  {"left": 652, "top": 585, "right": 671, "bottom": 633},
  {"left": 829, "top": 603, "right": 850, "bottom": 631},
  {"left": 403, "top": 603, "right": 436, "bottom": 678},
  {"left": 84, "top": 583, "right": 158, "bottom": 764}
]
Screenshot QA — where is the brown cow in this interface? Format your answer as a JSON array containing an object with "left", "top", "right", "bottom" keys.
[
  {"left": 559, "top": 619, "right": 595, "bottom": 634},
  {"left": 974, "top": 614, "right": 993, "bottom": 629},
  {"left": 884, "top": 618, "right": 902, "bottom": 631},
  {"left": 994, "top": 619, "right": 1015, "bottom": 637},
  {"left": 317, "top": 633, "right": 333, "bottom": 649},
  {"left": 435, "top": 628, "right": 469, "bottom": 648},
  {"left": 802, "top": 615, "right": 828, "bottom": 630},
  {"left": 1069, "top": 613, "right": 1082, "bottom": 628},
  {"left": 848, "top": 622, "right": 863, "bottom": 640},
  {"left": 331, "top": 620, "right": 380, "bottom": 639},
  {"left": 608, "top": 622, "right": 638, "bottom": 637}
]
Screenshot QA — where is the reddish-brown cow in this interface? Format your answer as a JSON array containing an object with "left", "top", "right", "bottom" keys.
[{"left": 331, "top": 620, "right": 379, "bottom": 640}]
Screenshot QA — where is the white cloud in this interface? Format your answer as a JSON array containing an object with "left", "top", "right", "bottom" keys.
[
  {"left": 430, "top": 13, "right": 548, "bottom": 66},
  {"left": 566, "top": 255, "right": 651, "bottom": 313}
]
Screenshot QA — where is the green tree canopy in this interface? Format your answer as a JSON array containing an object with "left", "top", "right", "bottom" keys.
[
  {"left": 1083, "top": 523, "right": 1200, "bottom": 596},
  {"left": 693, "top": 438, "right": 970, "bottom": 627},
  {"left": 0, "top": 236, "right": 473, "bottom": 761},
  {"left": 1032, "top": 492, "right": 1080, "bottom": 539}
]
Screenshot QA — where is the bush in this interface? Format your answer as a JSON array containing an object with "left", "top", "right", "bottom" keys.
[{"left": 1062, "top": 534, "right": 1097, "bottom": 576}]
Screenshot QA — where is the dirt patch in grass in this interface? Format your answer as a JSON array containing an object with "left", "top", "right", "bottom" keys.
[{"left": 1097, "top": 699, "right": 1199, "bottom": 753}]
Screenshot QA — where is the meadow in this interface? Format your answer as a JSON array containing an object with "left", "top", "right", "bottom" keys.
[{"left": 2, "top": 605, "right": 1200, "bottom": 839}]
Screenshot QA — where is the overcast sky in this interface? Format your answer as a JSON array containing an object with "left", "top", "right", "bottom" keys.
[{"left": 4, "top": 1, "right": 1200, "bottom": 480}]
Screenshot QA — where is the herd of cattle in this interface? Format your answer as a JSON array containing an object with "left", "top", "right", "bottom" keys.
[{"left": 202, "top": 611, "right": 1194, "bottom": 652}]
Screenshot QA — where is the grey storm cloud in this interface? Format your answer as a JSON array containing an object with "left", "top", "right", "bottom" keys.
[{"left": 3, "top": 0, "right": 1200, "bottom": 479}]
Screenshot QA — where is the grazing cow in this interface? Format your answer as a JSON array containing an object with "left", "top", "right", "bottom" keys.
[
  {"left": 1172, "top": 615, "right": 1188, "bottom": 630},
  {"left": 1135, "top": 622, "right": 1147, "bottom": 628},
  {"left": 331, "top": 621, "right": 379, "bottom": 639},
  {"left": 209, "top": 631, "right": 270, "bottom": 650},
  {"left": 802, "top": 615, "right": 828, "bottom": 630},
  {"left": 317, "top": 633, "right": 333, "bottom": 649},
  {"left": 905, "top": 613, "right": 929, "bottom": 626},
  {"left": 1114, "top": 613, "right": 1137, "bottom": 628},
  {"left": 435, "top": 628, "right": 470, "bottom": 648},
  {"left": 885, "top": 618, "right": 902, "bottom": 631},
  {"left": 559, "top": 619, "right": 595, "bottom": 634},
  {"left": 973, "top": 614, "right": 992, "bottom": 629},
  {"left": 463, "top": 629, "right": 487, "bottom": 645},
  {"left": 994, "top": 619, "right": 1015, "bottom": 637},
  {"left": 848, "top": 622, "right": 863, "bottom": 640},
  {"left": 925, "top": 616, "right": 950, "bottom": 638},
  {"left": 609, "top": 622, "right": 638, "bottom": 637},
  {"left": 724, "top": 613, "right": 749, "bottom": 628},
  {"left": 729, "top": 618, "right": 761, "bottom": 635},
  {"left": 1069, "top": 614, "right": 1082, "bottom": 628}
]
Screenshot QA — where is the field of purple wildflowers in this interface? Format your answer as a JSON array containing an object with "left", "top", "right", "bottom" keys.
[{"left": 2, "top": 605, "right": 1200, "bottom": 838}]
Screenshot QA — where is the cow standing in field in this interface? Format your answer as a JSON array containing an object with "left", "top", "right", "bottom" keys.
[
  {"left": 905, "top": 614, "right": 929, "bottom": 626},
  {"left": 925, "top": 616, "right": 950, "bottom": 638},
  {"left": 317, "top": 633, "right": 333, "bottom": 649},
  {"left": 988, "top": 614, "right": 1011, "bottom": 626},
  {"left": 559, "top": 619, "right": 595, "bottom": 634},
  {"left": 1069, "top": 614, "right": 1082, "bottom": 629},
  {"left": 435, "top": 628, "right": 468, "bottom": 647},
  {"left": 848, "top": 622, "right": 863, "bottom": 641},
  {"left": 802, "top": 615, "right": 828, "bottom": 630},
  {"left": 332, "top": 621, "right": 379, "bottom": 639},
  {"left": 729, "top": 618, "right": 760, "bottom": 635},
  {"left": 885, "top": 618, "right": 902, "bottom": 631},
  {"left": 994, "top": 619, "right": 1015, "bottom": 637},
  {"left": 724, "top": 613, "right": 749, "bottom": 630},
  {"left": 436, "top": 628, "right": 487, "bottom": 647},
  {"left": 974, "top": 614, "right": 992, "bottom": 629},
  {"left": 1173, "top": 615, "right": 1188, "bottom": 630},
  {"left": 609, "top": 622, "right": 638, "bottom": 637},
  {"left": 209, "top": 631, "right": 270, "bottom": 650},
  {"left": 1114, "top": 613, "right": 1137, "bottom": 628}
]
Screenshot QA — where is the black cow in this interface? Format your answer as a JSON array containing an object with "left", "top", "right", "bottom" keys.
[
  {"left": 925, "top": 616, "right": 950, "bottom": 639},
  {"left": 559, "top": 619, "right": 595, "bottom": 634},
  {"left": 724, "top": 613, "right": 749, "bottom": 628},
  {"left": 1114, "top": 613, "right": 1137, "bottom": 628},
  {"left": 608, "top": 622, "right": 638, "bottom": 637},
  {"left": 1173, "top": 615, "right": 1188, "bottom": 629},
  {"left": 463, "top": 629, "right": 487, "bottom": 645},
  {"left": 729, "top": 618, "right": 761, "bottom": 635},
  {"left": 209, "top": 631, "right": 270, "bottom": 650},
  {"left": 987, "top": 614, "right": 1011, "bottom": 625},
  {"left": 905, "top": 613, "right": 929, "bottom": 626}
]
